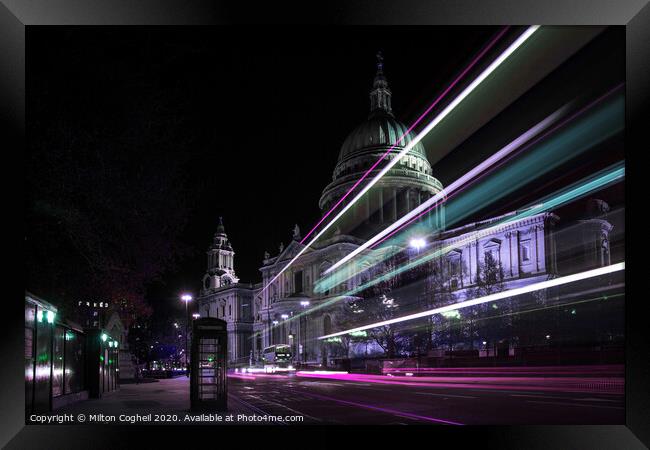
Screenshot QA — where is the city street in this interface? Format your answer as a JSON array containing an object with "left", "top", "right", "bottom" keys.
[
  {"left": 227, "top": 370, "right": 624, "bottom": 425},
  {"left": 57, "top": 369, "right": 624, "bottom": 425}
]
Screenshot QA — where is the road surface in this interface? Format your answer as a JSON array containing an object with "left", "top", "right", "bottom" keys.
[
  {"left": 227, "top": 370, "right": 624, "bottom": 425},
  {"left": 56, "top": 370, "right": 624, "bottom": 425}
]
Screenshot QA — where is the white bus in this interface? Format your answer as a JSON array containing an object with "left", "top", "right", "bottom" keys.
[{"left": 262, "top": 344, "right": 295, "bottom": 373}]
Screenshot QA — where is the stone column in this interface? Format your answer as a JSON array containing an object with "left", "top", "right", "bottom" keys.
[
  {"left": 505, "top": 231, "right": 513, "bottom": 277},
  {"left": 532, "top": 225, "right": 540, "bottom": 272},
  {"left": 469, "top": 240, "right": 478, "bottom": 284},
  {"left": 536, "top": 224, "right": 545, "bottom": 272},
  {"left": 378, "top": 189, "right": 384, "bottom": 223},
  {"left": 392, "top": 188, "right": 398, "bottom": 221},
  {"left": 511, "top": 231, "right": 520, "bottom": 277}
]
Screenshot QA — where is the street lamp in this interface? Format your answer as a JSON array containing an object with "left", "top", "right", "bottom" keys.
[
  {"left": 300, "top": 301, "right": 310, "bottom": 363},
  {"left": 409, "top": 237, "right": 426, "bottom": 253},
  {"left": 192, "top": 313, "right": 200, "bottom": 320},
  {"left": 181, "top": 293, "right": 193, "bottom": 376}
]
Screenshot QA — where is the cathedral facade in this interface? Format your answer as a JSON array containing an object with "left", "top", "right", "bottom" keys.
[{"left": 197, "top": 56, "right": 613, "bottom": 366}]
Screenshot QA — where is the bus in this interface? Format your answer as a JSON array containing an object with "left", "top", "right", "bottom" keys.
[{"left": 262, "top": 344, "right": 295, "bottom": 373}]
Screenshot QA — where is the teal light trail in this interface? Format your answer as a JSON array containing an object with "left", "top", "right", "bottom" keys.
[
  {"left": 251, "top": 162, "right": 624, "bottom": 339},
  {"left": 314, "top": 94, "right": 624, "bottom": 294}
]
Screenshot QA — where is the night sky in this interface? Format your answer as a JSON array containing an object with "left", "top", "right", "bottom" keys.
[{"left": 26, "top": 26, "right": 624, "bottom": 322}]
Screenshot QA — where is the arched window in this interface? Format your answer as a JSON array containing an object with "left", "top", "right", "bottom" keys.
[{"left": 323, "top": 315, "right": 332, "bottom": 336}]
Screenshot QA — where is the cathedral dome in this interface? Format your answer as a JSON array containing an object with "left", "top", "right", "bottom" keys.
[
  {"left": 337, "top": 112, "right": 428, "bottom": 164},
  {"left": 318, "top": 52, "right": 446, "bottom": 238}
]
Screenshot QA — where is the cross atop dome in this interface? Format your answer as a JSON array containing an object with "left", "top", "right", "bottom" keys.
[
  {"left": 376, "top": 50, "right": 384, "bottom": 71},
  {"left": 370, "top": 50, "right": 392, "bottom": 117},
  {"left": 216, "top": 216, "right": 225, "bottom": 235}
]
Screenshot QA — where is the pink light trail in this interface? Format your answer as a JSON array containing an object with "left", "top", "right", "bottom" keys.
[
  {"left": 367, "top": 82, "right": 626, "bottom": 251},
  {"left": 299, "top": 26, "right": 511, "bottom": 244}
]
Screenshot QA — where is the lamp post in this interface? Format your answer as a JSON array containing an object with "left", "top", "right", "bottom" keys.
[
  {"left": 409, "top": 237, "right": 426, "bottom": 255},
  {"left": 300, "top": 300, "right": 310, "bottom": 363},
  {"left": 181, "top": 294, "right": 192, "bottom": 376},
  {"left": 280, "top": 314, "right": 289, "bottom": 349}
]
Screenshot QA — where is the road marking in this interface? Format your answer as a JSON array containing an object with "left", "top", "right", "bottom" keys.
[
  {"left": 416, "top": 392, "right": 477, "bottom": 399},
  {"left": 353, "top": 386, "right": 393, "bottom": 392},
  {"left": 227, "top": 394, "right": 288, "bottom": 425},
  {"left": 296, "top": 391, "right": 464, "bottom": 425},
  {"left": 513, "top": 394, "right": 623, "bottom": 404},
  {"left": 298, "top": 382, "right": 343, "bottom": 387},
  {"left": 242, "top": 391, "right": 324, "bottom": 422},
  {"left": 526, "top": 400, "right": 624, "bottom": 410},
  {"left": 511, "top": 394, "right": 571, "bottom": 400},
  {"left": 574, "top": 397, "right": 621, "bottom": 403}
]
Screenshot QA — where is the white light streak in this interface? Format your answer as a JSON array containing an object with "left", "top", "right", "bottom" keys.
[
  {"left": 318, "top": 262, "right": 624, "bottom": 340},
  {"left": 261, "top": 26, "right": 541, "bottom": 295},
  {"left": 324, "top": 95, "right": 561, "bottom": 277}
]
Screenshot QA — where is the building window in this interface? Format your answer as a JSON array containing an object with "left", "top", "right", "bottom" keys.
[
  {"left": 520, "top": 241, "right": 531, "bottom": 261},
  {"left": 447, "top": 251, "right": 462, "bottom": 276},
  {"left": 484, "top": 250, "right": 499, "bottom": 265},
  {"left": 294, "top": 270, "right": 303, "bottom": 294},
  {"left": 447, "top": 252, "right": 462, "bottom": 290}
]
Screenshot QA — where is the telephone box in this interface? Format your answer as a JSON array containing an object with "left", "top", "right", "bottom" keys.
[{"left": 190, "top": 318, "right": 227, "bottom": 411}]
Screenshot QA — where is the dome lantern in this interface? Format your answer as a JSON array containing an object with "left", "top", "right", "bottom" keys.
[{"left": 369, "top": 51, "right": 393, "bottom": 117}]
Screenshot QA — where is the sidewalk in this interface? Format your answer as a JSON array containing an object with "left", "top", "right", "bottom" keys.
[{"left": 57, "top": 377, "right": 256, "bottom": 420}]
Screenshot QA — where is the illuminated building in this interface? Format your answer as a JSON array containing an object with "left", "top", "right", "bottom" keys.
[
  {"left": 76, "top": 299, "right": 111, "bottom": 329},
  {"left": 198, "top": 54, "right": 614, "bottom": 365}
]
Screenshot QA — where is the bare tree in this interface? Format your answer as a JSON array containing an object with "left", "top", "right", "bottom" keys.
[{"left": 466, "top": 252, "right": 507, "bottom": 351}]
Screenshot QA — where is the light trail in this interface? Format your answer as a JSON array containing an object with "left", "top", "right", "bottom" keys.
[
  {"left": 251, "top": 164, "right": 624, "bottom": 341},
  {"left": 300, "top": 26, "right": 511, "bottom": 245},
  {"left": 321, "top": 81, "right": 624, "bottom": 285},
  {"left": 316, "top": 162, "right": 625, "bottom": 295},
  {"left": 322, "top": 105, "right": 567, "bottom": 277},
  {"left": 381, "top": 364, "right": 624, "bottom": 376},
  {"left": 294, "top": 372, "right": 624, "bottom": 395},
  {"left": 318, "top": 262, "right": 625, "bottom": 340},
  {"left": 380, "top": 289, "right": 625, "bottom": 346},
  {"left": 259, "top": 26, "right": 540, "bottom": 296}
]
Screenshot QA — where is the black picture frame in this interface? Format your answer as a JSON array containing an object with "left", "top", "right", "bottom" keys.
[{"left": 3, "top": 1, "right": 647, "bottom": 448}]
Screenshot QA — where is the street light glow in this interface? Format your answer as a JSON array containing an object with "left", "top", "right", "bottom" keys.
[
  {"left": 409, "top": 238, "right": 426, "bottom": 250},
  {"left": 281, "top": 314, "right": 289, "bottom": 320},
  {"left": 300, "top": 300, "right": 310, "bottom": 307},
  {"left": 181, "top": 294, "right": 193, "bottom": 302}
]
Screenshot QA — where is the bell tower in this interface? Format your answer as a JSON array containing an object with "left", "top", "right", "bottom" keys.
[{"left": 202, "top": 217, "right": 239, "bottom": 292}]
